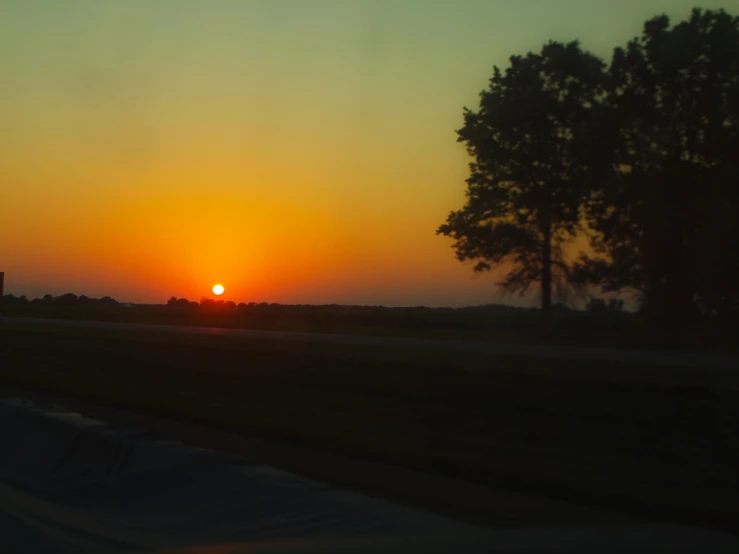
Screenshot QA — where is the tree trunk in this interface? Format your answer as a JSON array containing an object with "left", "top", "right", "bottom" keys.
[{"left": 541, "top": 221, "right": 552, "bottom": 316}]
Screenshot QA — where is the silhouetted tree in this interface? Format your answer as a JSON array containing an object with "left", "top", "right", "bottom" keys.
[
  {"left": 438, "top": 42, "right": 605, "bottom": 315},
  {"left": 2, "top": 294, "right": 29, "bottom": 307},
  {"left": 575, "top": 9, "right": 739, "bottom": 322},
  {"left": 200, "top": 297, "right": 227, "bottom": 309},
  {"left": 56, "top": 293, "right": 79, "bottom": 306},
  {"left": 168, "top": 297, "right": 192, "bottom": 309},
  {"left": 97, "top": 296, "right": 119, "bottom": 307}
]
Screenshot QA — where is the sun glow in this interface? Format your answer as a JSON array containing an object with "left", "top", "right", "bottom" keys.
[{"left": 212, "top": 284, "right": 225, "bottom": 296}]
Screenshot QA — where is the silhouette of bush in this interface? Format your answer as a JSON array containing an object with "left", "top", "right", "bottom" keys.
[
  {"left": 2, "top": 294, "right": 30, "bottom": 307},
  {"left": 55, "top": 293, "right": 79, "bottom": 306},
  {"left": 168, "top": 297, "right": 197, "bottom": 309}
]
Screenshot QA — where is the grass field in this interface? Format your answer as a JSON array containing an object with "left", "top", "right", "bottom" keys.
[
  {"left": 0, "top": 321, "right": 737, "bottom": 530},
  {"left": 4, "top": 302, "right": 738, "bottom": 353},
  {"left": 0, "top": 303, "right": 635, "bottom": 345},
  {"left": 2, "top": 301, "right": 730, "bottom": 351}
]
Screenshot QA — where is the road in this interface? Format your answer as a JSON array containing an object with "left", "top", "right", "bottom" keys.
[{"left": 1, "top": 316, "right": 737, "bottom": 370}]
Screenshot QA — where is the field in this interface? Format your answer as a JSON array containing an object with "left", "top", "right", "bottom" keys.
[
  {"left": 0, "top": 319, "right": 737, "bottom": 531},
  {"left": 2, "top": 301, "right": 738, "bottom": 352}
]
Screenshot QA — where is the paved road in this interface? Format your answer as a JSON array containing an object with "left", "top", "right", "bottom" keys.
[{"left": 1, "top": 316, "right": 737, "bottom": 370}]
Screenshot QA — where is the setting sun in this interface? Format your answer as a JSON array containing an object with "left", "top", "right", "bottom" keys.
[{"left": 212, "top": 284, "right": 225, "bottom": 296}]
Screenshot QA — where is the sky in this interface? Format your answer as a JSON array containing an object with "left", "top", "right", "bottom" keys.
[{"left": 1, "top": 0, "right": 734, "bottom": 307}]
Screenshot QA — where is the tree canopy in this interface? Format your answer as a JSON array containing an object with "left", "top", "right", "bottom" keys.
[
  {"left": 441, "top": 8, "right": 739, "bottom": 328},
  {"left": 575, "top": 8, "right": 739, "bottom": 321},
  {"left": 438, "top": 41, "right": 605, "bottom": 314}
]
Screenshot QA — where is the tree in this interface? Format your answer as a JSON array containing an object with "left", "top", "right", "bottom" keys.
[
  {"left": 2, "top": 294, "right": 29, "bottom": 307},
  {"left": 167, "top": 297, "right": 192, "bottom": 309},
  {"left": 56, "top": 293, "right": 79, "bottom": 306},
  {"left": 98, "top": 296, "right": 119, "bottom": 307},
  {"left": 576, "top": 9, "right": 739, "bottom": 322},
  {"left": 438, "top": 41, "right": 605, "bottom": 314}
]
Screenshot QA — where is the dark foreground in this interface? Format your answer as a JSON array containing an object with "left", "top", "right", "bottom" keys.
[
  {"left": 0, "top": 398, "right": 490, "bottom": 553},
  {"left": 4, "top": 398, "right": 736, "bottom": 553},
  {"left": 0, "top": 318, "right": 737, "bottom": 532}
]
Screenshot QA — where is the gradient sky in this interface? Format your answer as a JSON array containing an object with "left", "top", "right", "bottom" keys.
[{"left": 1, "top": 0, "right": 734, "bottom": 306}]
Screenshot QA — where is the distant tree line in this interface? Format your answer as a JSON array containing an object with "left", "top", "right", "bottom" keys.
[
  {"left": 2, "top": 293, "right": 120, "bottom": 307},
  {"left": 169, "top": 296, "right": 536, "bottom": 312},
  {"left": 165, "top": 296, "right": 595, "bottom": 328},
  {"left": 7, "top": 292, "right": 735, "bottom": 349},
  {"left": 438, "top": 8, "right": 739, "bottom": 330},
  {"left": 167, "top": 297, "right": 238, "bottom": 310},
  {"left": 7, "top": 293, "right": 618, "bottom": 322}
]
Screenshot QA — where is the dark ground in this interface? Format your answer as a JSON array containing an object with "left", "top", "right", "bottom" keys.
[
  {"left": 3, "top": 302, "right": 737, "bottom": 352},
  {"left": 0, "top": 320, "right": 737, "bottom": 532}
]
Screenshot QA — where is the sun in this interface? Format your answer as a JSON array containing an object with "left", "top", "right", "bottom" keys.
[{"left": 212, "top": 284, "right": 225, "bottom": 296}]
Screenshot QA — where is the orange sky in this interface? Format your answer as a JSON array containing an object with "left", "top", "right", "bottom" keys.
[{"left": 0, "top": 0, "right": 724, "bottom": 306}]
